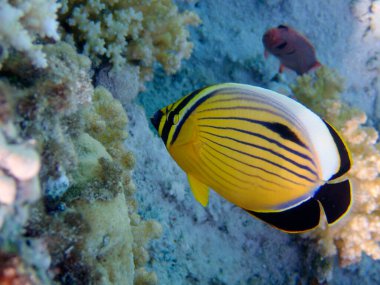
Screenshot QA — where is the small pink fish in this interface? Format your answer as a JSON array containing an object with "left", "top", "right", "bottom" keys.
[{"left": 262, "top": 25, "right": 321, "bottom": 75}]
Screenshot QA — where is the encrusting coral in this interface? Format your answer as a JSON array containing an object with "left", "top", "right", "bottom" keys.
[
  {"left": 0, "top": 41, "right": 161, "bottom": 285},
  {"left": 0, "top": 0, "right": 60, "bottom": 69},
  {"left": 59, "top": 0, "right": 201, "bottom": 80},
  {"left": 291, "top": 67, "right": 380, "bottom": 267},
  {"left": 0, "top": 0, "right": 202, "bottom": 282}
]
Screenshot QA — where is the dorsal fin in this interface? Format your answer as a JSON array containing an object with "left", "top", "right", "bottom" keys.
[
  {"left": 245, "top": 198, "right": 321, "bottom": 233},
  {"left": 323, "top": 119, "right": 351, "bottom": 180}
]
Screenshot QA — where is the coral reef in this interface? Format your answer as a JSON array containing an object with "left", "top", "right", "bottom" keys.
[
  {"left": 96, "top": 64, "right": 142, "bottom": 104},
  {"left": 0, "top": 0, "right": 60, "bottom": 69},
  {"left": 352, "top": 0, "right": 380, "bottom": 38},
  {"left": 0, "top": 252, "right": 36, "bottom": 284},
  {"left": 0, "top": 39, "right": 161, "bottom": 284},
  {"left": 59, "top": 0, "right": 200, "bottom": 81},
  {"left": 0, "top": 123, "right": 45, "bottom": 283},
  {"left": 291, "top": 67, "right": 380, "bottom": 267}
]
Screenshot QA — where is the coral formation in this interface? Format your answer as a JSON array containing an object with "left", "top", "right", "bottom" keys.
[
  {"left": 291, "top": 67, "right": 380, "bottom": 267},
  {"left": 352, "top": 0, "right": 380, "bottom": 38},
  {"left": 0, "top": 0, "right": 203, "bottom": 283},
  {"left": 59, "top": 0, "right": 200, "bottom": 80},
  {"left": 0, "top": 0, "right": 60, "bottom": 69},
  {"left": 0, "top": 121, "right": 46, "bottom": 282},
  {"left": 0, "top": 38, "right": 161, "bottom": 285},
  {"left": 96, "top": 64, "right": 142, "bottom": 104},
  {"left": 0, "top": 252, "right": 36, "bottom": 284},
  {"left": 73, "top": 193, "right": 161, "bottom": 285}
]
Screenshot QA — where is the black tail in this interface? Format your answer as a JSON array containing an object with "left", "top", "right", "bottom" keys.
[
  {"left": 314, "top": 179, "right": 352, "bottom": 224},
  {"left": 245, "top": 179, "right": 352, "bottom": 233}
]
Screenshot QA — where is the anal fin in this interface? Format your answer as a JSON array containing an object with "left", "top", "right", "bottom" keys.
[
  {"left": 314, "top": 179, "right": 352, "bottom": 224},
  {"left": 188, "top": 175, "right": 209, "bottom": 207},
  {"left": 245, "top": 198, "right": 321, "bottom": 233}
]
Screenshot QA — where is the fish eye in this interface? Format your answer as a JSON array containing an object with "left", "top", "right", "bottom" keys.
[
  {"left": 173, "top": 114, "right": 180, "bottom": 125},
  {"left": 276, "top": 42, "right": 288, "bottom": 50},
  {"left": 166, "top": 111, "right": 180, "bottom": 125}
]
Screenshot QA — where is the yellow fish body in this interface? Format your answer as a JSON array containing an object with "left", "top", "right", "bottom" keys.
[{"left": 151, "top": 83, "right": 352, "bottom": 232}]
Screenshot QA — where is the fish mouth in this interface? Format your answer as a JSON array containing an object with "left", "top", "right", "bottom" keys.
[
  {"left": 263, "top": 30, "right": 281, "bottom": 48},
  {"left": 151, "top": 110, "right": 164, "bottom": 131}
]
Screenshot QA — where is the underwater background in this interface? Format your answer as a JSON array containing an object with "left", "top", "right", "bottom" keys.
[{"left": 1, "top": 0, "right": 380, "bottom": 284}]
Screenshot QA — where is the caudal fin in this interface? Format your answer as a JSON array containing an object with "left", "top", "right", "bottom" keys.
[
  {"left": 314, "top": 179, "right": 352, "bottom": 224},
  {"left": 245, "top": 179, "right": 352, "bottom": 233}
]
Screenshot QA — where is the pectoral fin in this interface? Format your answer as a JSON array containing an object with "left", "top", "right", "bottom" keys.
[{"left": 188, "top": 175, "right": 209, "bottom": 207}]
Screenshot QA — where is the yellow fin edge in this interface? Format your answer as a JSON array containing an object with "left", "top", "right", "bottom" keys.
[{"left": 188, "top": 175, "right": 209, "bottom": 207}]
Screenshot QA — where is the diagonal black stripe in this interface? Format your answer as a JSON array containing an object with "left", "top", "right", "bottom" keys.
[
  {"left": 198, "top": 116, "right": 307, "bottom": 147},
  {"left": 202, "top": 91, "right": 306, "bottom": 141},
  {"left": 199, "top": 124, "right": 315, "bottom": 167},
  {"left": 203, "top": 147, "right": 281, "bottom": 191},
  {"left": 200, "top": 130, "right": 317, "bottom": 178},
  {"left": 200, "top": 135, "right": 316, "bottom": 183},
  {"left": 198, "top": 106, "right": 278, "bottom": 115},
  {"left": 201, "top": 151, "right": 252, "bottom": 191},
  {"left": 196, "top": 155, "right": 241, "bottom": 191},
  {"left": 201, "top": 139, "right": 308, "bottom": 187}
]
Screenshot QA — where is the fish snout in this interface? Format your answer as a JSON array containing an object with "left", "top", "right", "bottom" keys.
[
  {"left": 151, "top": 110, "right": 164, "bottom": 131},
  {"left": 262, "top": 29, "right": 280, "bottom": 48}
]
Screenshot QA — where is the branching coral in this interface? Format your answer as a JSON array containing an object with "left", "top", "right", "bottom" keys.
[
  {"left": 59, "top": 0, "right": 200, "bottom": 80},
  {"left": 0, "top": 0, "right": 60, "bottom": 69},
  {"left": 291, "top": 66, "right": 380, "bottom": 267}
]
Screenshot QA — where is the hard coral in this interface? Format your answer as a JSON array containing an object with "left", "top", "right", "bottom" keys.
[
  {"left": 1, "top": 27, "right": 161, "bottom": 284},
  {"left": 0, "top": 252, "right": 35, "bottom": 285},
  {"left": 291, "top": 66, "right": 380, "bottom": 267},
  {"left": 352, "top": 0, "right": 380, "bottom": 38},
  {"left": 0, "top": 0, "right": 60, "bottom": 69},
  {"left": 59, "top": 0, "right": 200, "bottom": 80}
]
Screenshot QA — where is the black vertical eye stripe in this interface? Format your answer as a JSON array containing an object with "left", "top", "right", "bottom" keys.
[
  {"left": 168, "top": 90, "right": 221, "bottom": 145},
  {"left": 160, "top": 86, "right": 211, "bottom": 146}
]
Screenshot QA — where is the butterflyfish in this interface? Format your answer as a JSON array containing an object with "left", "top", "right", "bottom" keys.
[
  {"left": 263, "top": 25, "right": 321, "bottom": 75},
  {"left": 151, "top": 83, "right": 352, "bottom": 233}
]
